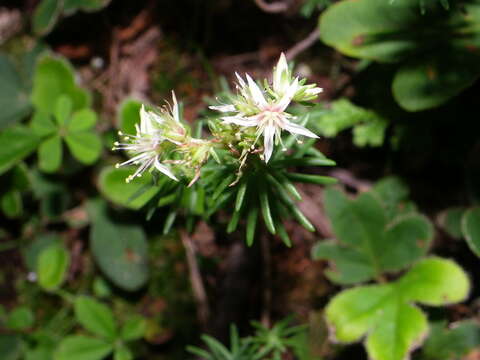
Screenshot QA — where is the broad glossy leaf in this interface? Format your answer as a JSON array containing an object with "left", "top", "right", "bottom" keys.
[
  {"left": 0, "top": 54, "right": 32, "bottom": 129},
  {"left": 98, "top": 166, "right": 160, "bottom": 210},
  {"left": 54, "top": 335, "right": 113, "bottom": 360},
  {"left": 74, "top": 296, "right": 117, "bottom": 340},
  {"left": 392, "top": 50, "right": 480, "bottom": 111},
  {"left": 0, "top": 126, "right": 40, "bottom": 175},
  {"left": 89, "top": 201, "right": 149, "bottom": 291},
  {"left": 462, "top": 207, "right": 480, "bottom": 257},
  {"left": 32, "top": 55, "right": 90, "bottom": 114},
  {"left": 38, "top": 135, "right": 62, "bottom": 173},
  {"left": 326, "top": 257, "right": 470, "bottom": 360},
  {"left": 32, "top": 0, "right": 61, "bottom": 36},
  {"left": 37, "top": 243, "right": 70, "bottom": 291},
  {"left": 438, "top": 206, "right": 465, "bottom": 239},
  {"left": 65, "top": 132, "right": 102, "bottom": 164}
]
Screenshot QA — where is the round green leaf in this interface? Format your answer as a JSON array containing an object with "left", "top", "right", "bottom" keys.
[
  {"left": 89, "top": 202, "right": 149, "bottom": 291},
  {"left": 32, "top": 55, "right": 91, "bottom": 114},
  {"left": 37, "top": 243, "right": 70, "bottom": 291},
  {"left": 462, "top": 207, "right": 480, "bottom": 257},
  {"left": 30, "top": 111, "right": 57, "bottom": 137},
  {"left": 68, "top": 109, "right": 97, "bottom": 132},
  {"left": 65, "top": 132, "right": 101, "bottom": 165},
  {"left": 38, "top": 135, "right": 62, "bottom": 173},
  {"left": 438, "top": 206, "right": 466, "bottom": 240},
  {"left": 54, "top": 335, "right": 113, "bottom": 360},
  {"left": 400, "top": 257, "right": 470, "bottom": 306},
  {"left": 0, "top": 126, "right": 40, "bottom": 175},
  {"left": 22, "top": 233, "right": 60, "bottom": 271},
  {"left": 54, "top": 95, "right": 73, "bottom": 126},
  {"left": 98, "top": 166, "right": 160, "bottom": 210},
  {"left": 74, "top": 296, "right": 117, "bottom": 340},
  {"left": 1, "top": 190, "right": 22, "bottom": 218}
]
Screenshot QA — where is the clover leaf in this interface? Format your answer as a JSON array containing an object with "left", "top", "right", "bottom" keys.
[
  {"left": 326, "top": 257, "right": 470, "bottom": 360},
  {"left": 30, "top": 95, "right": 101, "bottom": 172},
  {"left": 312, "top": 187, "right": 432, "bottom": 284}
]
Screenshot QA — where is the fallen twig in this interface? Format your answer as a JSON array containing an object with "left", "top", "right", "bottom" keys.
[
  {"left": 285, "top": 26, "right": 320, "bottom": 61},
  {"left": 254, "top": 0, "right": 290, "bottom": 13},
  {"left": 180, "top": 229, "right": 210, "bottom": 327}
]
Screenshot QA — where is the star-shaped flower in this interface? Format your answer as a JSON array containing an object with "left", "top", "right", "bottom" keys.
[
  {"left": 210, "top": 54, "right": 321, "bottom": 163},
  {"left": 113, "top": 93, "right": 185, "bottom": 182}
]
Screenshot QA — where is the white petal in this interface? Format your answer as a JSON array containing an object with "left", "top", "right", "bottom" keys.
[
  {"left": 209, "top": 104, "right": 236, "bottom": 113},
  {"left": 275, "top": 77, "right": 299, "bottom": 112},
  {"left": 263, "top": 124, "right": 276, "bottom": 163},
  {"left": 305, "top": 87, "right": 323, "bottom": 96},
  {"left": 154, "top": 158, "right": 178, "bottom": 181},
  {"left": 171, "top": 91, "right": 180, "bottom": 123},
  {"left": 273, "top": 53, "right": 289, "bottom": 93},
  {"left": 283, "top": 120, "right": 319, "bottom": 138},
  {"left": 235, "top": 72, "right": 246, "bottom": 88},
  {"left": 139, "top": 105, "right": 151, "bottom": 134},
  {"left": 222, "top": 115, "right": 259, "bottom": 127},
  {"left": 246, "top": 74, "right": 268, "bottom": 109}
]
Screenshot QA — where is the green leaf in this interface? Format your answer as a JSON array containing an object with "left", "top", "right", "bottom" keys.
[
  {"left": 372, "top": 176, "right": 413, "bottom": 220},
  {"left": 422, "top": 320, "right": 480, "bottom": 360},
  {"left": 32, "top": 0, "right": 62, "bottom": 36},
  {"left": 319, "top": 0, "right": 480, "bottom": 111},
  {"left": 74, "top": 296, "right": 117, "bottom": 340},
  {"left": 6, "top": 306, "right": 35, "bottom": 330},
  {"left": 118, "top": 99, "right": 141, "bottom": 135},
  {"left": 392, "top": 51, "right": 480, "bottom": 111},
  {"left": 313, "top": 99, "right": 388, "bottom": 147},
  {"left": 64, "top": 132, "right": 102, "bottom": 164},
  {"left": 54, "top": 95, "right": 73, "bottom": 126},
  {"left": 38, "top": 135, "right": 62, "bottom": 173},
  {"left": 462, "top": 207, "right": 480, "bottom": 257},
  {"left": 63, "top": 0, "right": 111, "bottom": 14},
  {"left": 0, "top": 54, "right": 32, "bottom": 129},
  {"left": 1, "top": 190, "right": 22, "bottom": 218},
  {"left": 326, "top": 257, "right": 470, "bottom": 360},
  {"left": 0, "top": 126, "right": 40, "bottom": 175},
  {"left": 113, "top": 346, "right": 133, "bottom": 360},
  {"left": 22, "top": 233, "right": 60, "bottom": 271},
  {"left": 315, "top": 188, "right": 432, "bottom": 284},
  {"left": 30, "top": 111, "right": 57, "bottom": 137},
  {"left": 68, "top": 109, "right": 97, "bottom": 132},
  {"left": 0, "top": 334, "right": 22, "bottom": 360},
  {"left": 438, "top": 206, "right": 466, "bottom": 239},
  {"left": 37, "top": 243, "right": 70, "bottom": 291},
  {"left": 89, "top": 200, "right": 149, "bottom": 291},
  {"left": 98, "top": 166, "right": 160, "bottom": 210},
  {"left": 32, "top": 55, "right": 90, "bottom": 114},
  {"left": 54, "top": 335, "right": 113, "bottom": 360},
  {"left": 121, "top": 315, "right": 146, "bottom": 341}
]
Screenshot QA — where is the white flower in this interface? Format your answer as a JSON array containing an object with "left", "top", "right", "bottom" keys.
[
  {"left": 272, "top": 53, "right": 323, "bottom": 102},
  {"left": 113, "top": 99, "right": 180, "bottom": 182},
  {"left": 218, "top": 73, "right": 318, "bottom": 163}
]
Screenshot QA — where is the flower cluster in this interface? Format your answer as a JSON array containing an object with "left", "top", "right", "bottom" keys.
[
  {"left": 210, "top": 53, "right": 322, "bottom": 162},
  {"left": 114, "top": 54, "right": 322, "bottom": 184}
]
